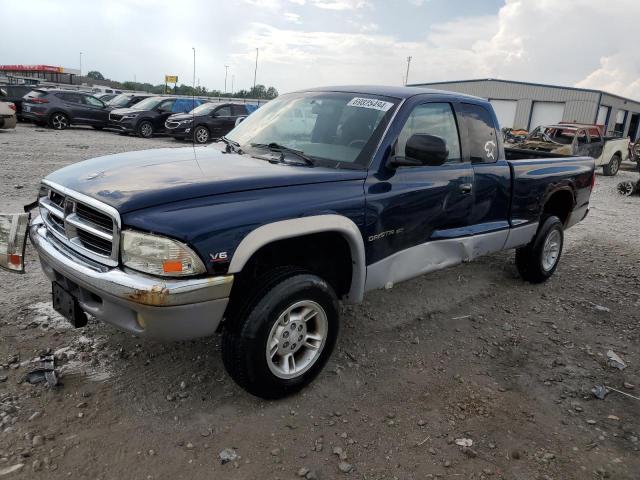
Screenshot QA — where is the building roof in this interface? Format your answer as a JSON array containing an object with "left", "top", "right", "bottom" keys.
[{"left": 408, "top": 78, "right": 640, "bottom": 106}]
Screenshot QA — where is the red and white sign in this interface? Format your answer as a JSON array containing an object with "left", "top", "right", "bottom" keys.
[{"left": 0, "top": 65, "right": 66, "bottom": 73}]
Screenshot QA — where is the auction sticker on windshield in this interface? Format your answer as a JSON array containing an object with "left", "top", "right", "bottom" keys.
[{"left": 347, "top": 97, "right": 394, "bottom": 112}]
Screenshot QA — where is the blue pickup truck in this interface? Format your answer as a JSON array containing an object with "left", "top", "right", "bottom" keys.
[{"left": 1, "top": 86, "right": 594, "bottom": 398}]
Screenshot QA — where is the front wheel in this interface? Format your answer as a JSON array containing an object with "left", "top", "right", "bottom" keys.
[
  {"left": 137, "top": 120, "right": 153, "bottom": 138},
  {"left": 602, "top": 153, "right": 621, "bottom": 176},
  {"left": 222, "top": 268, "right": 339, "bottom": 399},
  {"left": 193, "top": 125, "right": 210, "bottom": 144},
  {"left": 516, "top": 215, "right": 564, "bottom": 283}
]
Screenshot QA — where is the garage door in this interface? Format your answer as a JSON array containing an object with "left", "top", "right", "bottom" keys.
[
  {"left": 529, "top": 102, "right": 565, "bottom": 130},
  {"left": 489, "top": 99, "right": 517, "bottom": 129}
]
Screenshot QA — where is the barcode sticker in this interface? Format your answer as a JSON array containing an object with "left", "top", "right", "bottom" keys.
[{"left": 347, "top": 97, "right": 394, "bottom": 112}]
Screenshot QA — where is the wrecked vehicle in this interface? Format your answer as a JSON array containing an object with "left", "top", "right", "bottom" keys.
[
  {"left": 1, "top": 86, "right": 595, "bottom": 398},
  {"left": 517, "top": 124, "right": 629, "bottom": 176}
]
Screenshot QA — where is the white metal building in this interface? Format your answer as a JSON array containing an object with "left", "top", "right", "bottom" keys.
[{"left": 410, "top": 78, "right": 640, "bottom": 140}]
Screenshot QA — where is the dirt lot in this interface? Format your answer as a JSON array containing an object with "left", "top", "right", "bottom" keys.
[{"left": 1, "top": 123, "right": 639, "bottom": 480}]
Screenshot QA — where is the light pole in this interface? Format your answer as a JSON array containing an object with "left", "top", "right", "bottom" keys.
[
  {"left": 405, "top": 56, "right": 412, "bottom": 86},
  {"left": 224, "top": 65, "right": 229, "bottom": 94},
  {"left": 253, "top": 48, "right": 259, "bottom": 91},
  {"left": 231, "top": 74, "right": 235, "bottom": 95},
  {"left": 79, "top": 52, "right": 83, "bottom": 77},
  {"left": 192, "top": 47, "right": 196, "bottom": 93}
]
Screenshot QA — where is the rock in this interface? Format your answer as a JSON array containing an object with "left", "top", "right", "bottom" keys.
[
  {"left": 593, "top": 305, "right": 610, "bottom": 313},
  {"left": 271, "top": 448, "right": 281, "bottom": 456},
  {"left": 586, "top": 420, "right": 597, "bottom": 425},
  {"left": 32, "top": 436, "right": 43, "bottom": 447},
  {"left": 0, "top": 376, "right": 6, "bottom": 383},
  {"left": 455, "top": 438, "right": 473, "bottom": 447},
  {"left": 417, "top": 419, "right": 426, "bottom": 426},
  {"left": 542, "top": 452, "right": 555, "bottom": 462},
  {"left": 297, "top": 467, "right": 309, "bottom": 477},
  {"left": 510, "top": 449, "right": 521, "bottom": 460},
  {"left": 606, "top": 350, "right": 626, "bottom": 370},
  {"left": 76, "top": 402, "right": 88, "bottom": 409},
  {"left": 0, "top": 464, "right": 24, "bottom": 476},
  {"left": 166, "top": 394, "right": 175, "bottom": 402},
  {"left": 443, "top": 460, "right": 451, "bottom": 468},
  {"left": 338, "top": 461, "right": 352, "bottom": 473},
  {"left": 32, "top": 459, "right": 42, "bottom": 472},
  {"left": 306, "top": 470, "right": 319, "bottom": 480},
  {"left": 623, "top": 382, "right": 635, "bottom": 390},
  {"left": 332, "top": 446, "right": 343, "bottom": 456},
  {"left": 180, "top": 381, "right": 187, "bottom": 390},
  {"left": 77, "top": 412, "right": 84, "bottom": 419},
  {"left": 186, "top": 442, "right": 194, "bottom": 449},
  {"left": 219, "top": 448, "right": 239, "bottom": 464}
]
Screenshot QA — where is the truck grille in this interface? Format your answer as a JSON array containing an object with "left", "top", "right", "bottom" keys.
[
  {"left": 109, "top": 113, "right": 122, "bottom": 122},
  {"left": 39, "top": 183, "right": 120, "bottom": 266}
]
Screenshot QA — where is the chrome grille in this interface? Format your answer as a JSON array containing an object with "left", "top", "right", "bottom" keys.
[{"left": 39, "top": 182, "right": 121, "bottom": 267}]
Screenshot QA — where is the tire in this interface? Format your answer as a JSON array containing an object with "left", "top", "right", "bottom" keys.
[
  {"left": 516, "top": 215, "right": 564, "bottom": 284},
  {"left": 222, "top": 267, "right": 339, "bottom": 399},
  {"left": 137, "top": 120, "right": 153, "bottom": 138},
  {"left": 602, "top": 153, "right": 621, "bottom": 176},
  {"left": 193, "top": 125, "right": 210, "bottom": 144},
  {"left": 49, "top": 112, "right": 69, "bottom": 130}
]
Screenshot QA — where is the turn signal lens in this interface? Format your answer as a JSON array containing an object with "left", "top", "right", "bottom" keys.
[{"left": 121, "top": 230, "right": 206, "bottom": 277}]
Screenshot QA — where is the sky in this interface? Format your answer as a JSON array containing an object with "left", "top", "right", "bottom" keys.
[{"left": 2, "top": 0, "right": 640, "bottom": 99}]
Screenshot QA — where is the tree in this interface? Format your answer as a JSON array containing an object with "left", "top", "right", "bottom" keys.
[
  {"left": 265, "top": 87, "right": 279, "bottom": 99},
  {"left": 87, "top": 71, "right": 105, "bottom": 80}
]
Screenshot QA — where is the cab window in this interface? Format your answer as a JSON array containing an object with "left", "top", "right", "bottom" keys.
[
  {"left": 157, "top": 99, "right": 175, "bottom": 112},
  {"left": 215, "top": 106, "right": 232, "bottom": 117},
  {"left": 396, "top": 103, "right": 461, "bottom": 163},
  {"left": 83, "top": 96, "right": 104, "bottom": 107},
  {"left": 459, "top": 103, "right": 498, "bottom": 163}
]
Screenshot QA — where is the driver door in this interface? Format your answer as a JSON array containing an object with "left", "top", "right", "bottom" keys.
[
  {"left": 154, "top": 99, "right": 176, "bottom": 131},
  {"left": 364, "top": 100, "right": 474, "bottom": 287}
]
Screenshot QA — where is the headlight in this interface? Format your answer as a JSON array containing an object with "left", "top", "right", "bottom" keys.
[
  {"left": 122, "top": 114, "right": 138, "bottom": 120},
  {"left": 121, "top": 230, "right": 206, "bottom": 277},
  {"left": 178, "top": 119, "right": 193, "bottom": 125}
]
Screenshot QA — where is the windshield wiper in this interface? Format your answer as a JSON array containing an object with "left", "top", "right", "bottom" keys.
[
  {"left": 220, "top": 136, "right": 242, "bottom": 154},
  {"left": 251, "top": 142, "right": 315, "bottom": 166}
]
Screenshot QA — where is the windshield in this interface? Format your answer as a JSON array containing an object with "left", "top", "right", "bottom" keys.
[
  {"left": 131, "top": 97, "right": 163, "bottom": 111},
  {"left": 190, "top": 103, "right": 218, "bottom": 115},
  {"left": 107, "top": 94, "right": 135, "bottom": 107},
  {"left": 529, "top": 126, "right": 578, "bottom": 145},
  {"left": 226, "top": 91, "right": 399, "bottom": 167}
]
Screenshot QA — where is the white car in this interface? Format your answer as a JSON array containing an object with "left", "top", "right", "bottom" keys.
[
  {"left": 0, "top": 100, "right": 17, "bottom": 130},
  {"left": 518, "top": 123, "right": 629, "bottom": 176}
]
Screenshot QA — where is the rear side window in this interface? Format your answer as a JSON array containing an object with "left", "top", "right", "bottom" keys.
[
  {"left": 459, "top": 103, "right": 498, "bottom": 163},
  {"left": 396, "top": 102, "right": 461, "bottom": 163},
  {"left": 56, "top": 93, "right": 83, "bottom": 104},
  {"left": 26, "top": 90, "right": 48, "bottom": 98},
  {"left": 231, "top": 105, "right": 246, "bottom": 116}
]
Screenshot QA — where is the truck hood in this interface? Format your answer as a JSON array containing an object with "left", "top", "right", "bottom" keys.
[{"left": 44, "top": 146, "right": 367, "bottom": 213}]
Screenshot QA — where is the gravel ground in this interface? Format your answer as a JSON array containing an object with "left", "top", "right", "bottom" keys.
[{"left": 1, "top": 123, "right": 639, "bottom": 480}]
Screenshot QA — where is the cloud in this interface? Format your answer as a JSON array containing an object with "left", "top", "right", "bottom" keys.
[
  {"left": 284, "top": 12, "right": 302, "bottom": 23},
  {"left": 309, "top": 0, "right": 370, "bottom": 10}
]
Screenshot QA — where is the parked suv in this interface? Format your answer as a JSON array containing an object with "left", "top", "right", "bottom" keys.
[
  {"left": 165, "top": 102, "right": 258, "bottom": 143},
  {"left": 21, "top": 90, "right": 109, "bottom": 130},
  {"left": 109, "top": 97, "right": 207, "bottom": 138},
  {"left": 105, "top": 93, "right": 155, "bottom": 110},
  {"left": 0, "top": 85, "right": 37, "bottom": 121}
]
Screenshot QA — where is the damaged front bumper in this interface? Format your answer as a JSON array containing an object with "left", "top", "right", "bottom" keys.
[{"left": 29, "top": 218, "right": 233, "bottom": 340}]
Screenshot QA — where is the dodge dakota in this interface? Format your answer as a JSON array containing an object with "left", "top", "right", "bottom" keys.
[{"left": 1, "top": 86, "right": 595, "bottom": 398}]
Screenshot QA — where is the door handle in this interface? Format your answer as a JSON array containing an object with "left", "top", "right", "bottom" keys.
[{"left": 459, "top": 183, "right": 473, "bottom": 194}]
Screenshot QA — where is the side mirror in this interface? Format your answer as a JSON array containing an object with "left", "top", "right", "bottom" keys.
[{"left": 388, "top": 134, "right": 449, "bottom": 168}]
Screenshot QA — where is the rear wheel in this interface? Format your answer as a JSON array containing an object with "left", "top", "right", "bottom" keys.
[
  {"left": 222, "top": 267, "right": 339, "bottom": 399},
  {"left": 602, "top": 153, "right": 621, "bottom": 176},
  {"left": 194, "top": 125, "right": 210, "bottom": 144},
  {"left": 49, "top": 112, "right": 69, "bottom": 130},
  {"left": 516, "top": 215, "right": 564, "bottom": 283},
  {"left": 137, "top": 120, "right": 153, "bottom": 138}
]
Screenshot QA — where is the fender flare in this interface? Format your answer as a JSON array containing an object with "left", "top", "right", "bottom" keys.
[{"left": 227, "top": 215, "right": 366, "bottom": 304}]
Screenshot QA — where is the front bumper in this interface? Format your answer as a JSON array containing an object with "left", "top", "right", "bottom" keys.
[
  {"left": 29, "top": 219, "right": 233, "bottom": 340},
  {"left": 108, "top": 118, "right": 137, "bottom": 132}
]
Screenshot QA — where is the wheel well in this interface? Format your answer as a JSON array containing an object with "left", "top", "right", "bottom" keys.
[
  {"left": 543, "top": 190, "right": 574, "bottom": 225},
  {"left": 232, "top": 232, "right": 353, "bottom": 299}
]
